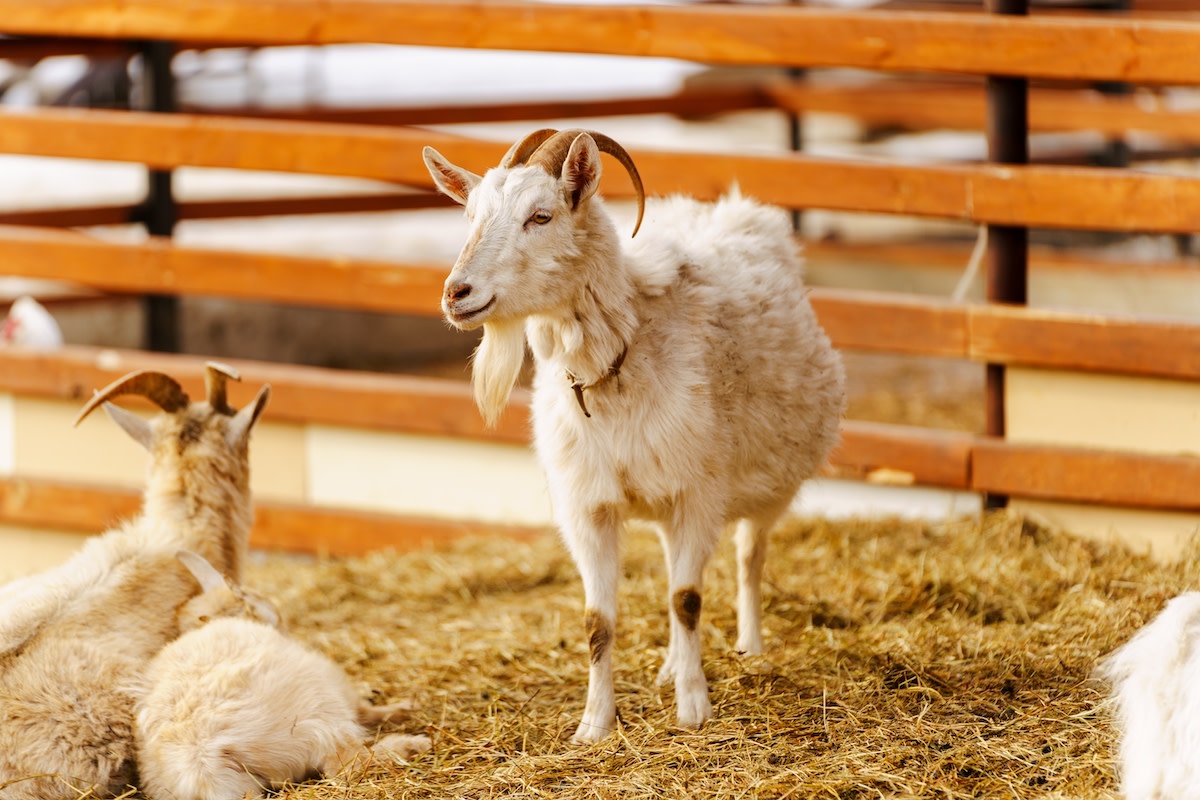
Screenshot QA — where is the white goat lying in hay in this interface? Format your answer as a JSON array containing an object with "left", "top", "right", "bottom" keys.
[
  {"left": 0, "top": 364, "right": 269, "bottom": 800},
  {"left": 423, "top": 128, "right": 845, "bottom": 743},
  {"left": 134, "top": 551, "right": 429, "bottom": 800},
  {"left": 1099, "top": 592, "right": 1200, "bottom": 800}
]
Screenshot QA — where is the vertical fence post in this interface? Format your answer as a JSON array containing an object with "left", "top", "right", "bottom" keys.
[
  {"left": 137, "top": 40, "right": 180, "bottom": 353},
  {"left": 984, "top": 0, "right": 1029, "bottom": 508}
]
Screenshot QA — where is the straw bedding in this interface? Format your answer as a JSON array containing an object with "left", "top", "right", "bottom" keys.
[{"left": 243, "top": 511, "right": 1191, "bottom": 800}]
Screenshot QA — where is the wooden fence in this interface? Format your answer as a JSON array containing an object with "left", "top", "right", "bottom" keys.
[{"left": 0, "top": 0, "right": 1198, "bottom": 555}]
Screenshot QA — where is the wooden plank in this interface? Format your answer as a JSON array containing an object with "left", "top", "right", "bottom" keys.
[
  {"left": 0, "top": 35, "right": 130, "bottom": 60},
  {"left": 0, "top": 345, "right": 532, "bottom": 445},
  {"left": 769, "top": 80, "right": 1200, "bottom": 142},
  {"left": 0, "top": 193, "right": 455, "bottom": 227},
  {"left": 832, "top": 420, "right": 974, "bottom": 489},
  {"left": 182, "top": 85, "right": 770, "bottom": 127},
  {"left": 810, "top": 288, "right": 969, "bottom": 358},
  {"left": 0, "top": 476, "right": 550, "bottom": 556},
  {"left": 3, "top": 3, "right": 1200, "bottom": 83},
  {"left": 973, "top": 439, "right": 1200, "bottom": 511},
  {"left": 970, "top": 304, "right": 1200, "bottom": 380},
  {"left": 0, "top": 224, "right": 449, "bottom": 316},
  {"left": 5, "top": 108, "right": 1200, "bottom": 231}
]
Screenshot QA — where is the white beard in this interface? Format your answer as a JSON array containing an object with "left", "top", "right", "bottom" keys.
[{"left": 473, "top": 319, "right": 527, "bottom": 427}]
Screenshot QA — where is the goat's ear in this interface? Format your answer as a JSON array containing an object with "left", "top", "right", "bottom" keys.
[
  {"left": 423, "top": 147, "right": 479, "bottom": 206},
  {"left": 176, "top": 549, "right": 227, "bottom": 592},
  {"left": 562, "top": 133, "right": 602, "bottom": 212},
  {"left": 103, "top": 402, "right": 153, "bottom": 451},
  {"left": 225, "top": 384, "right": 271, "bottom": 449}
]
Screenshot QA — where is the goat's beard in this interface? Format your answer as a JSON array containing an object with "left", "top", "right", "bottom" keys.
[{"left": 472, "top": 319, "right": 526, "bottom": 427}]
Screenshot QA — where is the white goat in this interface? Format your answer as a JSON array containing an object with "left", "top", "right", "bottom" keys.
[
  {"left": 0, "top": 364, "right": 270, "bottom": 800},
  {"left": 423, "top": 128, "right": 845, "bottom": 743},
  {"left": 1098, "top": 592, "right": 1200, "bottom": 800},
  {"left": 134, "top": 550, "right": 429, "bottom": 800}
]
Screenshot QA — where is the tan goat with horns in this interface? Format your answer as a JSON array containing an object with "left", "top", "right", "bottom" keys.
[
  {"left": 0, "top": 362, "right": 269, "bottom": 800},
  {"left": 424, "top": 129, "right": 845, "bottom": 743}
]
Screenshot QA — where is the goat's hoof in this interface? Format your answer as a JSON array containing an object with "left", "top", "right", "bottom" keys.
[
  {"left": 676, "top": 690, "right": 712, "bottom": 730},
  {"left": 374, "top": 733, "right": 432, "bottom": 759},
  {"left": 570, "top": 719, "right": 613, "bottom": 744},
  {"left": 735, "top": 637, "right": 764, "bottom": 656}
]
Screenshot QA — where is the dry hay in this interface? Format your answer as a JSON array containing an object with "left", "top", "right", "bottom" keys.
[{"left": 245, "top": 511, "right": 1198, "bottom": 800}]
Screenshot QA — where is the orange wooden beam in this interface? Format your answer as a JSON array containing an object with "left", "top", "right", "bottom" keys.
[
  {"left": 2, "top": 3, "right": 1200, "bottom": 83},
  {"left": 5, "top": 109, "right": 1200, "bottom": 231},
  {"left": 0, "top": 475, "right": 549, "bottom": 556},
  {"left": 972, "top": 439, "right": 1200, "bottom": 512}
]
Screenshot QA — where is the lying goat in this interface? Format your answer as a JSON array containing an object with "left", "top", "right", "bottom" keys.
[
  {"left": 0, "top": 364, "right": 269, "bottom": 799},
  {"left": 424, "top": 129, "right": 845, "bottom": 742}
]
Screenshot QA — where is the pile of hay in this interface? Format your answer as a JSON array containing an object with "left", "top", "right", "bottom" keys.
[{"left": 249, "top": 511, "right": 1196, "bottom": 799}]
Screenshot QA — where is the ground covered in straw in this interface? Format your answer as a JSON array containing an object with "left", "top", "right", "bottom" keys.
[{"left": 248, "top": 512, "right": 1196, "bottom": 799}]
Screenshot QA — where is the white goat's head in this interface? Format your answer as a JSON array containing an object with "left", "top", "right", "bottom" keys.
[
  {"left": 422, "top": 129, "right": 645, "bottom": 427},
  {"left": 422, "top": 129, "right": 644, "bottom": 331}
]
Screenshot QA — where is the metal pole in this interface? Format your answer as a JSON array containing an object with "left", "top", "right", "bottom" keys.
[
  {"left": 137, "top": 40, "right": 180, "bottom": 353},
  {"left": 984, "top": 0, "right": 1029, "bottom": 508}
]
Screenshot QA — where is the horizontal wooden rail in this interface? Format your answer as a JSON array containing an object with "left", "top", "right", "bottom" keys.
[
  {"left": 972, "top": 440, "right": 1200, "bottom": 511},
  {"left": 0, "top": 225, "right": 448, "bottom": 316},
  {"left": 0, "top": 345, "right": 531, "bottom": 445},
  {"left": 831, "top": 420, "right": 973, "bottom": 489},
  {"left": 5, "top": 109, "right": 1200, "bottom": 231},
  {"left": 1, "top": 348, "right": 1197, "bottom": 551},
  {"left": 0, "top": 193, "right": 454, "bottom": 228},
  {"left": 182, "top": 85, "right": 771, "bottom": 127},
  {"left": 2, "top": 230, "right": 1199, "bottom": 381},
  {"left": 3, "top": 3, "right": 1200, "bottom": 84},
  {"left": 769, "top": 80, "right": 1200, "bottom": 143},
  {"left": 0, "top": 475, "right": 549, "bottom": 556}
]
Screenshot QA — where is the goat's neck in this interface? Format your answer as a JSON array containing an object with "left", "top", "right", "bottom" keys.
[
  {"left": 141, "top": 458, "right": 252, "bottom": 577},
  {"left": 528, "top": 219, "right": 638, "bottom": 385}
]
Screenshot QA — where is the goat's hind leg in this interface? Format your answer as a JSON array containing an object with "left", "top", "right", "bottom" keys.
[{"left": 734, "top": 513, "right": 779, "bottom": 656}]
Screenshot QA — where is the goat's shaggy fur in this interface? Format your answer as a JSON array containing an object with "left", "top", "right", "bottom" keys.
[
  {"left": 1099, "top": 592, "right": 1200, "bottom": 800},
  {"left": 0, "top": 367, "right": 268, "bottom": 800},
  {"left": 133, "top": 551, "right": 428, "bottom": 800},
  {"left": 424, "top": 129, "right": 845, "bottom": 742}
]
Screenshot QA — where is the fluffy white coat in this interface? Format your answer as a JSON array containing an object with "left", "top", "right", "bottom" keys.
[
  {"left": 1100, "top": 592, "right": 1200, "bottom": 800},
  {"left": 424, "top": 130, "right": 845, "bottom": 743}
]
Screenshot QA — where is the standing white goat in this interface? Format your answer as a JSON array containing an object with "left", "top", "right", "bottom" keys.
[
  {"left": 134, "top": 550, "right": 429, "bottom": 800},
  {"left": 423, "top": 129, "right": 845, "bottom": 743},
  {"left": 1098, "top": 593, "right": 1200, "bottom": 800},
  {"left": 0, "top": 364, "right": 269, "bottom": 800}
]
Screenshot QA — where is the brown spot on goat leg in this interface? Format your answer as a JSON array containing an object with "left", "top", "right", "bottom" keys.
[
  {"left": 584, "top": 609, "right": 612, "bottom": 665},
  {"left": 673, "top": 588, "right": 702, "bottom": 632}
]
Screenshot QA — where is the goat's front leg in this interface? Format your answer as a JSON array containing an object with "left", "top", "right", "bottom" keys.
[
  {"left": 656, "top": 507, "right": 720, "bottom": 729},
  {"left": 564, "top": 505, "right": 622, "bottom": 744}
]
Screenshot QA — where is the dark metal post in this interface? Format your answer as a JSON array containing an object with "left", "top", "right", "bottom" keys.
[
  {"left": 984, "top": 0, "right": 1029, "bottom": 508},
  {"left": 137, "top": 40, "right": 180, "bottom": 352}
]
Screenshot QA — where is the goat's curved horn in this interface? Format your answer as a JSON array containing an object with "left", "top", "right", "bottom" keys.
[
  {"left": 205, "top": 361, "right": 241, "bottom": 415},
  {"left": 499, "top": 128, "right": 559, "bottom": 169},
  {"left": 73, "top": 370, "right": 190, "bottom": 427},
  {"left": 523, "top": 129, "right": 645, "bottom": 238}
]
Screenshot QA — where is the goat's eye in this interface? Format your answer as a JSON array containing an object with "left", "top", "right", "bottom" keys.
[{"left": 529, "top": 210, "right": 552, "bottom": 226}]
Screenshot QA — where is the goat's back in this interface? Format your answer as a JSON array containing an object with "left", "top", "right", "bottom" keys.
[{"left": 534, "top": 191, "right": 844, "bottom": 521}]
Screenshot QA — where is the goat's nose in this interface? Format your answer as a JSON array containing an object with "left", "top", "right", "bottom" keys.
[{"left": 445, "top": 281, "right": 472, "bottom": 303}]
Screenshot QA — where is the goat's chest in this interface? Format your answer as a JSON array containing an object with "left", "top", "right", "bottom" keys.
[{"left": 531, "top": 360, "right": 722, "bottom": 511}]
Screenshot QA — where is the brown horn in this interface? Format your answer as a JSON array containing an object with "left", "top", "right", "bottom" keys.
[
  {"left": 524, "top": 129, "right": 645, "bottom": 238},
  {"left": 499, "top": 128, "right": 559, "bottom": 169},
  {"left": 73, "top": 370, "right": 190, "bottom": 427},
  {"left": 205, "top": 361, "right": 241, "bottom": 415}
]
